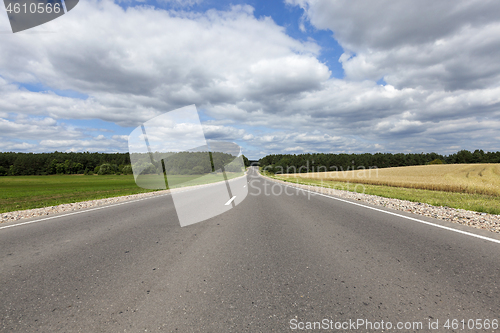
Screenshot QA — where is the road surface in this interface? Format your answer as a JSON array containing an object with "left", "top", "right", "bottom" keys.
[{"left": 1, "top": 167, "right": 499, "bottom": 332}]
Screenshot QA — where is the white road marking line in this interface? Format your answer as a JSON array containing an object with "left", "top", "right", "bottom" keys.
[
  {"left": 0, "top": 174, "right": 250, "bottom": 231},
  {"left": 0, "top": 194, "right": 171, "bottom": 231},
  {"left": 225, "top": 196, "right": 236, "bottom": 205},
  {"left": 264, "top": 176, "right": 500, "bottom": 245}
]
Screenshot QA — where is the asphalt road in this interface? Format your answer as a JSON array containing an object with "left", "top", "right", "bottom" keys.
[{"left": 1, "top": 167, "right": 500, "bottom": 332}]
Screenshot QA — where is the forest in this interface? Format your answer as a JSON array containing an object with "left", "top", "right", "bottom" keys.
[
  {"left": 131, "top": 151, "right": 244, "bottom": 176},
  {"left": 1, "top": 149, "right": 498, "bottom": 176},
  {"left": 259, "top": 150, "right": 500, "bottom": 174},
  {"left": 0, "top": 151, "right": 250, "bottom": 176}
]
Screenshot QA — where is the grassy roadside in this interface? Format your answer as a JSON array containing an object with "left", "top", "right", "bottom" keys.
[
  {"left": 282, "top": 164, "right": 500, "bottom": 197},
  {"left": 0, "top": 172, "right": 244, "bottom": 214},
  {"left": 0, "top": 175, "right": 155, "bottom": 214},
  {"left": 262, "top": 171, "right": 500, "bottom": 215}
]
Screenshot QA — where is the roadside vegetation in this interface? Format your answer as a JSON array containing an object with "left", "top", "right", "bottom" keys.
[
  {"left": 282, "top": 164, "right": 500, "bottom": 196},
  {"left": 0, "top": 174, "right": 152, "bottom": 214},
  {"left": 0, "top": 171, "right": 245, "bottom": 214},
  {"left": 262, "top": 166, "right": 500, "bottom": 215},
  {"left": 0, "top": 151, "right": 249, "bottom": 214}
]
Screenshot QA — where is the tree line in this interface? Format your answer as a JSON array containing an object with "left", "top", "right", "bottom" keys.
[
  {"left": 0, "top": 152, "right": 131, "bottom": 176},
  {"left": 131, "top": 151, "right": 244, "bottom": 176},
  {"left": 259, "top": 150, "right": 500, "bottom": 174},
  {"left": 0, "top": 151, "right": 251, "bottom": 176}
]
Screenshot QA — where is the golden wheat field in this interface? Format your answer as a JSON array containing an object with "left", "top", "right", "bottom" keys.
[{"left": 281, "top": 164, "right": 500, "bottom": 196}]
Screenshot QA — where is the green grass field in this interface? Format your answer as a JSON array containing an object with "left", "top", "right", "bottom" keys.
[
  {"left": 266, "top": 171, "right": 500, "bottom": 215},
  {"left": 0, "top": 171, "right": 244, "bottom": 214}
]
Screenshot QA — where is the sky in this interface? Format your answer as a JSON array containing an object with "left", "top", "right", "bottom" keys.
[{"left": 0, "top": 0, "right": 499, "bottom": 159}]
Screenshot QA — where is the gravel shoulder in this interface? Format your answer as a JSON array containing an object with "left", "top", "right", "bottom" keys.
[
  {"left": 3, "top": 172, "right": 500, "bottom": 234},
  {"left": 1, "top": 174, "right": 247, "bottom": 225},
  {"left": 0, "top": 189, "right": 171, "bottom": 224},
  {"left": 264, "top": 173, "right": 500, "bottom": 234}
]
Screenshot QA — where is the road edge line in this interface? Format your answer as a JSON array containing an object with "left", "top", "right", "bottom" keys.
[
  {"left": 0, "top": 173, "right": 249, "bottom": 231},
  {"left": 262, "top": 173, "right": 500, "bottom": 245},
  {"left": 0, "top": 194, "right": 170, "bottom": 231}
]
